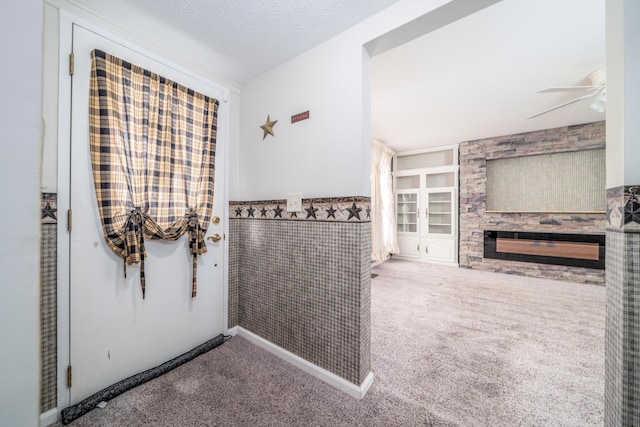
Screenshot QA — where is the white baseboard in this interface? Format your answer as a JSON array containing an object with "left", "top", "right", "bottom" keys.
[
  {"left": 235, "top": 326, "right": 374, "bottom": 400},
  {"left": 40, "top": 407, "right": 58, "bottom": 427},
  {"left": 226, "top": 326, "right": 238, "bottom": 336}
]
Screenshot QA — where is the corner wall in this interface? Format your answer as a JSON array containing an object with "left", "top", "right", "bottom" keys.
[
  {"left": 0, "top": 0, "right": 43, "bottom": 424},
  {"left": 459, "top": 121, "right": 606, "bottom": 284},
  {"left": 604, "top": 0, "right": 640, "bottom": 423},
  {"left": 229, "top": 197, "right": 371, "bottom": 386}
]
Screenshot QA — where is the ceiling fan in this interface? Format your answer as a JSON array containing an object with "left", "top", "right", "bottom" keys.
[{"left": 527, "top": 68, "right": 606, "bottom": 119}]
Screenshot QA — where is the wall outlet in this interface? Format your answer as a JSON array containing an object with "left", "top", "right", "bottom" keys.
[{"left": 286, "top": 193, "right": 302, "bottom": 212}]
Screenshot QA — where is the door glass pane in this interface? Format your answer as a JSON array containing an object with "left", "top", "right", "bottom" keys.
[
  {"left": 426, "top": 172, "right": 455, "bottom": 188},
  {"left": 397, "top": 193, "right": 418, "bottom": 233},
  {"left": 427, "top": 191, "right": 452, "bottom": 235},
  {"left": 396, "top": 175, "right": 420, "bottom": 190}
]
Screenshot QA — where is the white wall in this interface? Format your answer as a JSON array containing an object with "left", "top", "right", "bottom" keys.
[
  {"left": 605, "top": 0, "right": 640, "bottom": 187},
  {"left": 237, "top": 0, "right": 504, "bottom": 200},
  {"left": 239, "top": 35, "right": 371, "bottom": 200},
  {"left": 622, "top": 0, "right": 640, "bottom": 185},
  {"left": 229, "top": 91, "right": 242, "bottom": 200},
  {"left": 42, "top": 3, "right": 59, "bottom": 193},
  {"left": 0, "top": 0, "right": 43, "bottom": 425}
]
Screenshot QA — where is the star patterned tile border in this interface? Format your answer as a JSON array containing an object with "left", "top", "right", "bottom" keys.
[
  {"left": 607, "top": 186, "right": 640, "bottom": 232},
  {"left": 230, "top": 197, "right": 371, "bottom": 223},
  {"left": 41, "top": 193, "right": 57, "bottom": 224}
]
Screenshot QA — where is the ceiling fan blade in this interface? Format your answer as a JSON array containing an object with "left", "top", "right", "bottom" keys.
[
  {"left": 526, "top": 91, "right": 599, "bottom": 119},
  {"left": 538, "top": 86, "right": 599, "bottom": 93}
]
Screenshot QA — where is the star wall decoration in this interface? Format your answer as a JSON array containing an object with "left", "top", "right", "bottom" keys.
[
  {"left": 41, "top": 202, "right": 57, "bottom": 221},
  {"left": 260, "top": 115, "right": 278, "bottom": 140},
  {"left": 346, "top": 201, "right": 362, "bottom": 221},
  {"left": 305, "top": 205, "right": 318, "bottom": 219},
  {"left": 625, "top": 199, "right": 640, "bottom": 225},
  {"left": 230, "top": 198, "right": 371, "bottom": 223}
]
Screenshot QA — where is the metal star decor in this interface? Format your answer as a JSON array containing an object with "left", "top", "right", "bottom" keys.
[
  {"left": 260, "top": 207, "right": 268, "bottom": 217},
  {"left": 325, "top": 206, "right": 337, "bottom": 219},
  {"left": 234, "top": 207, "right": 243, "bottom": 217},
  {"left": 260, "top": 115, "right": 278, "bottom": 140},
  {"left": 273, "top": 205, "right": 283, "bottom": 218}
]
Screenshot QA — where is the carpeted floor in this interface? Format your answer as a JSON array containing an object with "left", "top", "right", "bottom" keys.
[{"left": 53, "top": 259, "right": 605, "bottom": 426}]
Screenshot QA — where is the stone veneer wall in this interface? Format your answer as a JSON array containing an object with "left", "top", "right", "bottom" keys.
[
  {"left": 228, "top": 197, "right": 371, "bottom": 386},
  {"left": 459, "top": 121, "right": 606, "bottom": 284}
]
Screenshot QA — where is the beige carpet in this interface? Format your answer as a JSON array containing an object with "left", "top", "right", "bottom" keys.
[{"left": 54, "top": 259, "right": 605, "bottom": 426}]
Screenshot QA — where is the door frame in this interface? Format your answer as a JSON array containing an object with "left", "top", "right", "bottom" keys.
[{"left": 56, "top": 9, "right": 233, "bottom": 414}]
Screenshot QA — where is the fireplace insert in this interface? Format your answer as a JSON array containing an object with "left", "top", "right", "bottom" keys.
[{"left": 483, "top": 230, "right": 605, "bottom": 270}]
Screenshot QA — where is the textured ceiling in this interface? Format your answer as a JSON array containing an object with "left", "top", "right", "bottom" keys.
[{"left": 81, "top": 0, "right": 401, "bottom": 83}]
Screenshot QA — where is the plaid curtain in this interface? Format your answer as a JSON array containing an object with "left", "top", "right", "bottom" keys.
[{"left": 89, "top": 49, "right": 219, "bottom": 299}]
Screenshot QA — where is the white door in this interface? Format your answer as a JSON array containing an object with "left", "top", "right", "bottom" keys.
[
  {"left": 68, "top": 24, "right": 226, "bottom": 404},
  {"left": 426, "top": 190, "right": 453, "bottom": 236},
  {"left": 423, "top": 238, "right": 456, "bottom": 263},
  {"left": 396, "top": 191, "right": 420, "bottom": 258}
]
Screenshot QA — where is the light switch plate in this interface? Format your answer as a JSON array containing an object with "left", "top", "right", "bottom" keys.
[{"left": 286, "top": 193, "right": 302, "bottom": 212}]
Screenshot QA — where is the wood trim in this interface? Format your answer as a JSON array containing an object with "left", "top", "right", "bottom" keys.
[
  {"left": 496, "top": 238, "right": 600, "bottom": 261},
  {"left": 485, "top": 211, "right": 605, "bottom": 214}
]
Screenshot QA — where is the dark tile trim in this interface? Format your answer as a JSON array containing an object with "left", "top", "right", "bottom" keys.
[
  {"left": 42, "top": 193, "right": 57, "bottom": 224},
  {"left": 606, "top": 186, "right": 640, "bottom": 233},
  {"left": 229, "top": 196, "right": 371, "bottom": 223}
]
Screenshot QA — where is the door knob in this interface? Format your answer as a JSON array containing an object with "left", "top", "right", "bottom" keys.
[
  {"left": 211, "top": 216, "right": 220, "bottom": 225},
  {"left": 207, "top": 233, "right": 222, "bottom": 242}
]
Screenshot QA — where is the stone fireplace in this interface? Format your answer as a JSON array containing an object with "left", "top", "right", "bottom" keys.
[{"left": 459, "top": 121, "right": 606, "bottom": 284}]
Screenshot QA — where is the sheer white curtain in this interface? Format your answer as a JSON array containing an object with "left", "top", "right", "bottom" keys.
[{"left": 371, "top": 139, "right": 399, "bottom": 261}]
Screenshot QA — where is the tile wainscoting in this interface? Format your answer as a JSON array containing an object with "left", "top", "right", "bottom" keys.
[
  {"left": 41, "top": 193, "right": 58, "bottom": 413},
  {"left": 229, "top": 197, "right": 371, "bottom": 386},
  {"left": 605, "top": 185, "right": 640, "bottom": 425},
  {"left": 459, "top": 121, "right": 606, "bottom": 284}
]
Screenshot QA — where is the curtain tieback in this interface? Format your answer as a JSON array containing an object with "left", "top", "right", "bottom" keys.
[
  {"left": 123, "top": 208, "right": 147, "bottom": 298},
  {"left": 187, "top": 211, "right": 206, "bottom": 298}
]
